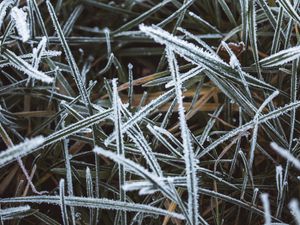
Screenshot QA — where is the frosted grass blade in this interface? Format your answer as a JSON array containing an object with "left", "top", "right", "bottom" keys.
[
  {"left": 189, "top": 12, "right": 221, "bottom": 34},
  {"left": 117, "top": 101, "right": 163, "bottom": 176},
  {"left": 278, "top": 0, "right": 300, "bottom": 25},
  {"left": 104, "top": 89, "right": 174, "bottom": 145},
  {"left": 249, "top": 90, "right": 279, "bottom": 169},
  {"left": 45, "top": 108, "right": 112, "bottom": 145},
  {"left": 0, "top": 136, "right": 45, "bottom": 167},
  {"left": 248, "top": 0, "right": 262, "bottom": 79},
  {"left": 61, "top": 120, "right": 75, "bottom": 225},
  {"left": 30, "top": 0, "right": 48, "bottom": 39},
  {"left": 199, "top": 100, "right": 300, "bottom": 158},
  {"left": 260, "top": 193, "right": 271, "bottom": 225},
  {"left": 139, "top": 24, "right": 274, "bottom": 91},
  {"left": 112, "top": 79, "right": 127, "bottom": 225},
  {"left": 93, "top": 147, "right": 176, "bottom": 201},
  {"left": 271, "top": 142, "right": 300, "bottom": 170},
  {"left": 113, "top": 0, "right": 172, "bottom": 34},
  {"left": 46, "top": 0, "right": 90, "bottom": 105},
  {"left": 59, "top": 179, "right": 69, "bottom": 225},
  {"left": 239, "top": 0, "right": 249, "bottom": 44},
  {"left": 10, "top": 7, "right": 30, "bottom": 42},
  {"left": 0, "top": 0, "right": 13, "bottom": 28},
  {"left": 166, "top": 47, "right": 199, "bottom": 225},
  {"left": 0, "top": 196, "right": 185, "bottom": 220},
  {"left": 32, "top": 36, "right": 47, "bottom": 69},
  {"left": 0, "top": 205, "right": 31, "bottom": 220},
  {"left": 2, "top": 49, "right": 54, "bottom": 83},
  {"left": 86, "top": 167, "right": 95, "bottom": 225},
  {"left": 260, "top": 46, "right": 300, "bottom": 67}
]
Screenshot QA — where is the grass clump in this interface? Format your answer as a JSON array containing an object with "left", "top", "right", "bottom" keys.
[{"left": 0, "top": 0, "right": 300, "bottom": 224}]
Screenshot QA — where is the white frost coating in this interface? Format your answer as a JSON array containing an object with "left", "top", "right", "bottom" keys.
[
  {"left": 277, "top": 0, "right": 300, "bottom": 25},
  {"left": 18, "top": 50, "right": 61, "bottom": 60},
  {"left": 271, "top": 142, "right": 300, "bottom": 170},
  {"left": 188, "top": 11, "right": 220, "bottom": 34},
  {"left": 289, "top": 199, "right": 300, "bottom": 225},
  {"left": 46, "top": 0, "right": 89, "bottom": 105},
  {"left": 257, "top": 91, "right": 280, "bottom": 116},
  {"left": 140, "top": 24, "right": 225, "bottom": 68},
  {"left": 32, "top": 36, "right": 47, "bottom": 69},
  {"left": 45, "top": 109, "right": 112, "bottom": 146},
  {"left": 93, "top": 146, "right": 162, "bottom": 185},
  {"left": 112, "top": 79, "right": 124, "bottom": 158},
  {"left": 177, "top": 27, "right": 216, "bottom": 54},
  {"left": 228, "top": 48, "right": 241, "bottom": 68},
  {"left": 0, "top": 205, "right": 31, "bottom": 219},
  {"left": 10, "top": 7, "right": 30, "bottom": 42},
  {"left": 0, "top": 195, "right": 185, "bottom": 220},
  {"left": 104, "top": 28, "right": 111, "bottom": 56},
  {"left": 127, "top": 128, "right": 163, "bottom": 176},
  {"left": 112, "top": 79, "right": 127, "bottom": 225},
  {"left": 3, "top": 49, "right": 54, "bottom": 83},
  {"left": 260, "top": 193, "right": 271, "bottom": 225},
  {"left": 59, "top": 179, "right": 68, "bottom": 225},
  {"left": 119, "top": 103, "right": 162, "bottom": 176},
  {"left": 276, "top": 165, "right": 283, "bottom": 199},
  {"left": 0, "top": 136, "right": 45, "bottom": 167},
  {"left": 85, "top": 167, "right": 93, "bottom": 194},
  {"left": 249, "top": 90, "right": 279, "bottom": 169},
  {"left": 199, "top": 100, "right": 300, "bottom": 158},
  {"left": 139, "top": 24, "right": 273, "bottom": 91},
  {"left": 147, "top": 124, "right": 183, "bottom": 158},
  {"left": 165, "top": 65, "right": 204, "bottom": 88},
  {"left": 166, "top": 47, "right": 199, "bottom": 225},
  {"left": 61, "top": 120, "right": 75, "bottom": 224},
  {"left": 104, "top": 89, "right": 174, "bottom": 146},
  {"left": 153, "top": 125, "right": 183, "bottom": 148},
  {"left": 260, "top": 45, "right": 300, "bottom": 67},
  {"left": 93, "top": 146, "right": 176, "bottom": 201},
  {"left": 122, "top": 181, "right": 152, "bottom": 192},
  {"left": 221, "top": 41, "right": 251, "bottom": 100},
  {"left": 0, "top": 0, "right": 14, "bottom": 28},
  {"left": 0, "top": 50, "right": 61, "bottom": 69}
]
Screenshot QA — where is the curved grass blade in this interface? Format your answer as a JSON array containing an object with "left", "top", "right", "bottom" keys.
[
  {"left": 0, "top": 196, "right": 185, "bottom": 220},
  {"left": 46, "top": 0, "right": 89, "bottom": 105},
  {"left": 260, "top": 46, "right": 300, "bottom": 67},
  {"left": 199, "top": 100, "right": 300, "bottom": 158},
  {"left": 45, "top": 108, "right": 112, "bottom": 146},
  {"left": 2, "top": 49, "right": 53, "bottom": 83},
  {"left": 0, "top": 205, "right": 31, "bottom": 221},
  {"left": 166, "top": 47, "right": 199, "bottom": 225},
  {"left": 112, "top": 79, "right": 127, "bottom": 225},
  {"left": 104, "top": 89, "right": 175, "bottom": 146},
  {"left": 0, "top": 0, "right": 14, "bottom": 28},
  {"left": 277, "top": 0, "right": 300, "bottom": 25}
]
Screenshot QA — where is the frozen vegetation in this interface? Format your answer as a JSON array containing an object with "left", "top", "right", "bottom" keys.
[{"left": 0, "top": 0, "right": 300, "bottom": 224}]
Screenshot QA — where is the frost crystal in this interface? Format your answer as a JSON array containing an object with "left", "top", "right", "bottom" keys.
[
  {"left": 11, "top": 7, "right": 30, "bottom": 42},
  {"left": 0, "top": 0, "right": 14, "bottom": 28},
  {"left": 0, "top": 136, "right": 45, "bottom": 167},
  {"left": 166, "top": 47, "right": 199, "bottom": 225},
  {"left": 3, "top": 49, "right": 54, "bottom": 83},
  {"left": 260, "top": 193, "right": 271, "bottom": 225},
  {"left": 271, "top": 142, "right": 300, "bottom": 170},
  {"left": 32, "top": 37, "right": 47, "bottom": 69}
]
